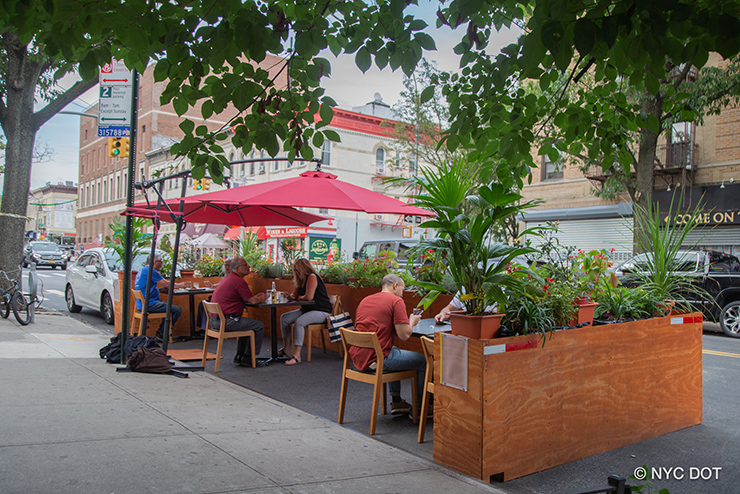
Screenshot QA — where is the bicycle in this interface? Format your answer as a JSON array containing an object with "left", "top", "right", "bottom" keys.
[{"left": 0, "top": 269, "right": 32, "bottom": 325}]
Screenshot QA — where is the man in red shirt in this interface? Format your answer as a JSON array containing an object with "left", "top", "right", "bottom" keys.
[
  {"left": 211, "top": 258, "right": 267, "bottom": 366},
  {"left": 349, "top": 274, "right": 425, "bottom": 414}
]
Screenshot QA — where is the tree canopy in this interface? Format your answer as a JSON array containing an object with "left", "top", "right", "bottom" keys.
[{"left": 2, "top": 0, "right": 740, "bottom": 273}]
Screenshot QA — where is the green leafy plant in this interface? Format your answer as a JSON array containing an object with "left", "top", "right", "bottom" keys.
[
  {"left": 629, "top": 192, "right": 712, "bottom": 312},
  {"left": 104, "top": 217, "right": 152, "bottom": 265},
  {"left": 239, "top": 230, "right": 269, "bottom": 275},
  {"left": 178, "top": 246, "right": 199, "bottom": 270},
  {"left": 408, "top": 156, "right": 540, "bottom": 314},
  {"left": 279, "top": 237, "right": 302, "bottom": 268},
  {"left": 195, "top": 254, "right": 225, "bottom": 277},
  {"left": 348, "top": 251, "right": 399, "bottom": 287},
  {"left": 503, "top": 291, "right": 555, "bottom": 337},
  {"left": 319, "top": 261, "right": 351, "bottom": 285}
]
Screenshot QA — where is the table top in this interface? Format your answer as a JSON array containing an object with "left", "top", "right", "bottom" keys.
[
  {"left": 248, "top": 300, "right": 313, "bottom": 309},
  {"left": 412, "top": 318, "right": 450, "bottom": 338},
  {"left": 172, "top": 287, "right": 215, "bottom": 295}
]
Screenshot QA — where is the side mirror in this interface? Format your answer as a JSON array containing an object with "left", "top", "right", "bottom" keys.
[
  {"left": 85, "top": 265, "right": 98, "bottom": 275},
  {"left": 352, "top": 252, "right": 359, "bottom": 260}
]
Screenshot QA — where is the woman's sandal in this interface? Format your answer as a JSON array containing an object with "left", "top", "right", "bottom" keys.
[
  {"left": 285, "top": 357, "right": 301, "bottom": 366},
  {"left": 277, "top": 349, "right": 288, "bottom": 358}
]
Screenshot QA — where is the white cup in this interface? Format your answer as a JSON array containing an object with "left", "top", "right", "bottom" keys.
[{"left": 193, "top": 282, "right": 199, "bottom": 289}]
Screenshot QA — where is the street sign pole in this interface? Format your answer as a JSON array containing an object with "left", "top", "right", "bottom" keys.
[{"left": 120, "top": 68, "right": 139, "bottom": 364}]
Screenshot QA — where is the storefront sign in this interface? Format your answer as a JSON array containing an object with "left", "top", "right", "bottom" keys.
[
  {"left": 263, "top": 227, "right": 307, "bottom": 239},
  {"left": 660, "top": 209, "right": 740, "bottom": 226},
  {"left": 309, "top": 237, "right": 341, "bottom": 264}
]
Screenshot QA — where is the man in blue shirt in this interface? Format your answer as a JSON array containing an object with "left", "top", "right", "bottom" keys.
[{"left": 134, "top": 254, "right": 184, "bottom": 342}]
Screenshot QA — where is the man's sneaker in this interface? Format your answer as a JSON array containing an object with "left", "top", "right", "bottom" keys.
[{"left": 391, "top": 399, "right": 412, "bottom": 415}]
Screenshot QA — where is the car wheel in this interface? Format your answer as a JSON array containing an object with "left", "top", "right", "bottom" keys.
[
  {"left": 101, "top": 292, "right": 115, "bottom": 325},
  {"left": 61, "top": 264, "right": 67, "bottom": 270},
  {"left": 51, "top": 265, "right": 56, "bottom": 270},
  {"left": 720, "top": 301, "right": 740, "bottom": 338},
  {"left": 65, "top": 285, "right": 82, "bottom": 313}
]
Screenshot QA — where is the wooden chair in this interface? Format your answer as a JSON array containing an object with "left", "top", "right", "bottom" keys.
[
  {"left": 131, "top": 290, "right": 171, "bottom": 342},
  {"left": 304, "top": 295, "right": 343, "bottom": 362},
  {"left": 337, "top": 328, "right": 418, "bottom": 435},
  {"left": 418, "top": 336, "right": 435, "bottom": 443},
  {"left": 201, "top": 301, "right": 256, "bottom": 372}
]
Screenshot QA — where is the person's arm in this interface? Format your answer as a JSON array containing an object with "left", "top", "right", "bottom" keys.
[
  {"left": 298, "top": 273, "right": 318, "bottom": 301},
  {"left": 247, "top": 292, "right": 267, "bottom": 305},
  {"left": 395, "top": 312, "right": 421, "bottom": 342},
  {"left": 435, "top": 303, "right": 457, "bottom": 323}
]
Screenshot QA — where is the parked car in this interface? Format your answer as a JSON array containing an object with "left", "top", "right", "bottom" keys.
[
  {"left": 353, "top": 239, "right": 420, "bottom": 269},
  {"left": 64, "top": 248, "right": 169, "bottom": 324},
  {"left": 612, "top": 249, "right": 740, "bottom": 337},
  {"left": 23, "top": 241, "right": 66, "bottom": 269}
]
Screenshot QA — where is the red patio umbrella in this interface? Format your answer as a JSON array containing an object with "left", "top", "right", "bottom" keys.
[
  {"left": 125, "top": 197, "right": 327, "bottom": 227},
  {"left": 181, "top": 169, "right": 434, "bottom": 216}
]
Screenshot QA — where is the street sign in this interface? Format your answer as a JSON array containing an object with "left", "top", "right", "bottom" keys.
[{"left": 97, "top": 59, "right": 133, "bottom": 137}]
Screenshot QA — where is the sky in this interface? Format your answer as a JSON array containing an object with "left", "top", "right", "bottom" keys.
[{"left": 22, "top": 5, "right": 521, "bottom": 191}]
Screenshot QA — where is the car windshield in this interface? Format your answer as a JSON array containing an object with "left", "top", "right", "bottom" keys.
[
  {"left": 104, "top": 251, "right": 153, "bottom": 272},
  {"left": 32, "top": 243, "right": 61, "bottom": 252}
]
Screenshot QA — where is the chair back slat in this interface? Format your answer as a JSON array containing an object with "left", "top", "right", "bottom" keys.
[
  {"left": 202, "top": 301, "right": 227, "bottom": 334},
  {"left": 331, "top": 295, "right": 343, "bottom": 316}
]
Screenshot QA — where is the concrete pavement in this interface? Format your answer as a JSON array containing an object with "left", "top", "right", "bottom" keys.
[{"left": 0, "top": 312, "right": 505, "bottom": 494}]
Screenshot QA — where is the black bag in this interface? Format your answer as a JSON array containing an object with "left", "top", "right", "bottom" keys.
[
  {"left": 127, "top": 347, "right": 172, "bottom": 373},
  {"left": 99, "top": 334, "right": 160, "bottom": 363}
]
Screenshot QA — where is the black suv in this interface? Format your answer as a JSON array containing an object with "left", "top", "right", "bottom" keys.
[
  {"left": 612, "top": 250, "right": 740, "bottom": 337},
  {"left": 23, "top": 241, "right": 67, "bottom": 269}
]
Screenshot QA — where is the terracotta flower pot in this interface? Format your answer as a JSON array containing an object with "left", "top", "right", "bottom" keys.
[
  {"left": 449, "top": 312, "right": 504, "bottom": 339},
  {"left": 570, "top": 301, "right": 599, "bottom": 327}
]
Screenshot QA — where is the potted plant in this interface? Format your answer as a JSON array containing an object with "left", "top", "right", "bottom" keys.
[{"left": 408, "top": 156, "right": 540, "bottom": 339}]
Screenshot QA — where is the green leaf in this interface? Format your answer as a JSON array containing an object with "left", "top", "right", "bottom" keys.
[
  {"left": 179, "top": 119, "right": 195, "bottom": 134},
  {"left": 355, "top": 46, "right": 372, "bottom": 73},
  {"left": 172, "top": 97, "right": 188, "bottom": 116},
  {"left": 201, "top": 99, "right": 213, "bottom": 119},
  {"left": 420, "top": 86, "right": 435, "bottom": 104},
  {"left": 574, "top": 18, "right": 596, "bottom": 55},
  {"left": 414, "top": 32, "right": 436, "bottom": 51},
  {"left": 319, "top": 104, "right": 334, "bottom": 126},
  {"left": 323, "top": 129, "right": 340, "bottom": 142}
]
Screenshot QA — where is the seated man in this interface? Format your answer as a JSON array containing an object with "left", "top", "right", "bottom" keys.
[
  {"left": 210, "top": 257, "right": 267, "bottom": 366},
  {"left": 349, "top": 273, "right": 425, "bottom": 414},
  {"left": 134, "top": 253, "right": 185, "bottom": 342}
]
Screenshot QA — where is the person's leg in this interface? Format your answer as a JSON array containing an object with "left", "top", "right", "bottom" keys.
[
  {"left": 146, "top": 300, "right": 168, "bottom": 338},
  {"left": 288, "top": 310, "right": 331, "bottom": 364},
  {"left": 279, "top": 309, "right": 302, "bottom": 357},
  {"left": 225, "top": 317, "right": 265, "bottom": 359},
  {"left": 383, "top": 346, "right": 426, "bottom": 409}
]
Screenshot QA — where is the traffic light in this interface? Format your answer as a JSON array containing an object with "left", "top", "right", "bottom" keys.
[
  {"left": 120, "top": 137, "right": 129, "bottom": 158},
  {"left": 108, "top": 138, "right": 121, "bottom": 157},
  {"left": 107, "top": 137, "right": 130, "bottom": 158},
  {"left": 203, "top": 178, "right": 210, "bottom": 190},
  {"left": 193, "top": 179, "right": 202, "bottom": 190}
]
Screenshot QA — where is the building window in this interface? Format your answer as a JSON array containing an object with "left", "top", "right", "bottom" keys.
[
  {"left": 274, "top": 159, "right": 279, "bottom": 172},
  {"left": 409, "top": 152, "right": 418, "bottom": 176},
  {"left": 375, "top": 147, "right": 386, "bottom": 175},
  {"left": 116, "top": 176, "right": 121, "bottom": 199},
  {"left": 321, "top": 140, "right": 332, "bottom": 166},
  {"left": 542, "top": 153, "right": 564, "bottom": 181},
  {"left": 142, "top": 125, "right": 146, "bottom": 133},
  {"left": 319, "top": 208, "right": 329, "bottom": 215},
  {"left": 103, "top": 180, "right": 108, "bottom": 202}
]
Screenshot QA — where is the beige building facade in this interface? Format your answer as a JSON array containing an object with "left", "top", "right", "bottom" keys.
[
  {"left": 26, "top": 182, "right": 78, "bottom": 245},
  {"left": 521, "top": 53, "right": 740, "bottom": 259}
]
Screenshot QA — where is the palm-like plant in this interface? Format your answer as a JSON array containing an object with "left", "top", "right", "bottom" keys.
[
  {"left": 409, "top": 156, "right": 540, "bottom": 315},
  {"left": 629, "top": 192, "right": 711, "bottom": 312}
]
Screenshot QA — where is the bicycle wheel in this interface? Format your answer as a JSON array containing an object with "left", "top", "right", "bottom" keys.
[
  {"left": 0, "top": 295, "right": 9, "bottom": 319},
  {"left": 11, "top": 291, "right": 31, "bottom": 326}
]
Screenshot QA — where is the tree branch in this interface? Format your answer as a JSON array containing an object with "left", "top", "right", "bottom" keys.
[{"left": 33, "top": 77, "right": 98, "bottom": 131}]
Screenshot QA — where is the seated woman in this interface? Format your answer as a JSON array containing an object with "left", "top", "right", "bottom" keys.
[{"left": 279, "top": 258, "right": 332, "bottom": 365}]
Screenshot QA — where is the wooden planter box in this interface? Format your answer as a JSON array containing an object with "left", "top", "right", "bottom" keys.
[{"left": 433, "top": 313, "right": 704, "bottom": 482}]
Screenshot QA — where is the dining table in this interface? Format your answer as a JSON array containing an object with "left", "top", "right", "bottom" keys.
[
  {"left": 171, "top": 287, "right": 215, "bottom": 339},
  {"left": 246, "top": 299, "right": 313, "bottom": 365},
  {"left": 396, "top": 318, "right": 451, "bottom": 354}
]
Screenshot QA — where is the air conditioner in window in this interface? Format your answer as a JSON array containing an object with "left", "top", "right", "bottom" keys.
[
  {"left": 374, "top": 214, "right": 384, "bottom": 221},
  {"left": 258, "top": 164, "right": 265, "bottom": 174}
]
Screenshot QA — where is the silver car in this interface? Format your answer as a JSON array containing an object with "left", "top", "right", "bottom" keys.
[{"left": 64, "top": 248, "right": 162, "bottom": 324}]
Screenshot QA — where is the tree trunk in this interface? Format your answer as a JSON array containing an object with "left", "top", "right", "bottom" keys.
[
  {"left": 0, "top": 34, "right": 43, "bottom": 280},
  {"left": 632, "top": 92, "right": 664, "bottom": 253}
]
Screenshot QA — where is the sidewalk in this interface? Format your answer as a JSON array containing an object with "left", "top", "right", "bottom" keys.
[{"left": 0, "top": 313, "right": 505, "bottom": 494}]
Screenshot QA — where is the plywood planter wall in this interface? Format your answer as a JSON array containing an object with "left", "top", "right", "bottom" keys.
[{"left": 433, "top": 313, "right": 704, "bottom": 482}]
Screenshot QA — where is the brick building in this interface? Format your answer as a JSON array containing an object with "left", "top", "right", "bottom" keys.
[
  {"left": 521, "top": 53, "right": 740, "bottom": 258},
  {"left": 76, "top": 56, "right": 288, "bottom": 249}
]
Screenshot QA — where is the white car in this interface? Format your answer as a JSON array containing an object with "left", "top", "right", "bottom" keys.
[{"left": 65, "top": 248, "right": 171, "bottom": 324}]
